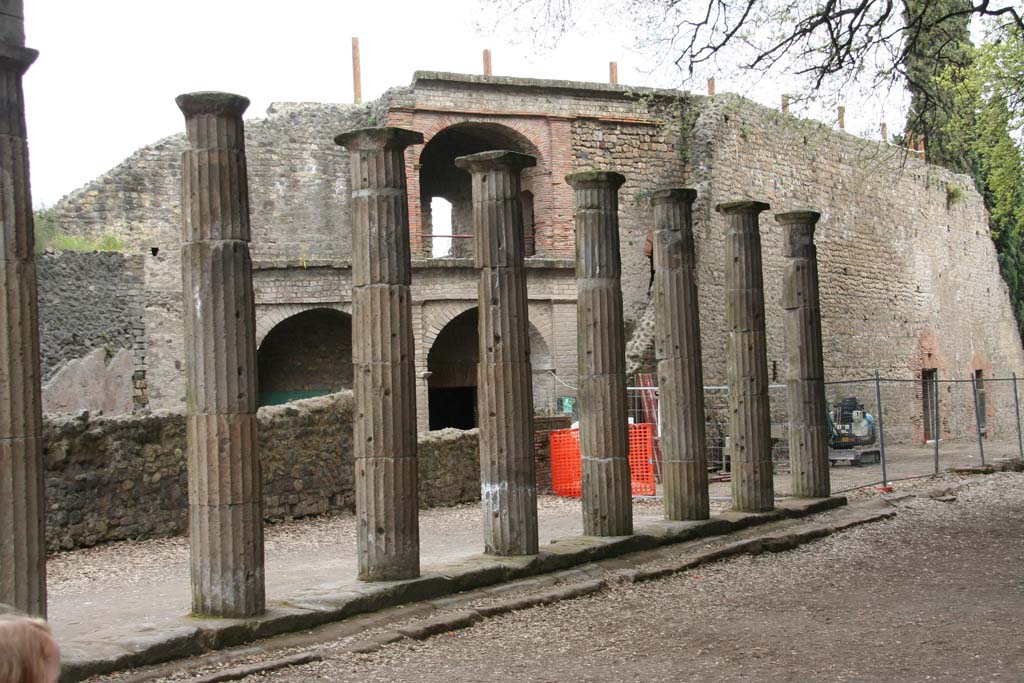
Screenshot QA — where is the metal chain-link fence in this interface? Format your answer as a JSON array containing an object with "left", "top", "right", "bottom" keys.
[{"left": 612, "top": 372, "right": 1024, "bottom": 502}]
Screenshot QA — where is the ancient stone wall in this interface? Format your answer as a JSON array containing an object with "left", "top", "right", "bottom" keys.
[
  {"left": 36, "top": 251, "right": 143, "bottom": 377},
  {"left": 42, "top": 392, "right": 491, "bottom": 551},
  {"left": 52, "top": 102, "right": 374, "bottom": 412},
  {"left": 48, "top": 75, "right": 1024, "bottom": 440},
  {"left": 692, "top": 95, "right": 1024, "bottom": 385},
  {"left": 417, "top": 428, "right": 481, "bottom": 507},
  {"left": 36, "top": 251, "right": 146, "bottom": 413}
]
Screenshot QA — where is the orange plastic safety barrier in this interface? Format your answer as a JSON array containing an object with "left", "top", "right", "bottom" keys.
[{"left": 549, "top": 423, "right": 656, "bottom": 497}]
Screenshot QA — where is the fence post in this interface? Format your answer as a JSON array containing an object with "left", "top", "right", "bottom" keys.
[
  {"left": 933, "top": 373, "right": 940, "bottom": 474},
  {"left": 1014, "top": 373, "right": 1023, "bottom": 462},
  {"left": 971, "top": 373, "right": 986, "bottom": 466},
  {"left": 874, "top": 370, "right": 887, "bottom": 486}
]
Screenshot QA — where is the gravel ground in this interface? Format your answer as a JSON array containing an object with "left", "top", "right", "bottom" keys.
[
  {"left": 99, "top": 471, "right": 1024, "bottom": 683},
  {"left": 48, "top": 496, "right": 677, "bottom": 597}
]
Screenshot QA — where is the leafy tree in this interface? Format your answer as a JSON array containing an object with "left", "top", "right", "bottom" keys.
[
  {"left": 903, "top": 0, "right": 974, "bottom": 172},
  {"left": 937, "top": 26, "right": 1024, "bottom": 336},
  {"left": 486, "top": 0, "right": 1023, "bottom": 117}
]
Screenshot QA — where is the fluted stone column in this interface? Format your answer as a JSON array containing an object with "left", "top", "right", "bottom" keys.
[
  {"left": 567, "top": 171, "right": 633, "bottom": 537},
  {"left": 455, "top": 150, "right": 539, "bottom": 556},
  {"left": 716, "top": 200, "right": 774, "bottom": 512},
  {"left": 0, "top": 2, "right": 44, "bottom": 616},
  {"left": 335, "top": 127, "right": 423, "bottom": 581},
  {"left": 177, "top": 92, "right": 264, "bottom": 617},
  {"left": 778, "top": 210, "right": 830, "bottom": 497},
  {"left": 652, "top": 189, "right": 709, "bottom": 521}
]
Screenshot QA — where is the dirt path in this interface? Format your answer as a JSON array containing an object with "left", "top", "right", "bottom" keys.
[{"left": 205, "top": 472, "right": 1024, "bottom": 683}]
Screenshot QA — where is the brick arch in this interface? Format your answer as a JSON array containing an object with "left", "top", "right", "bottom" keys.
[
  {"left": 256, "top": 302, "right": 348, "bottom": 347},
  {"left": 415, "top": 115, "right": 546, "bottom": 162},
  {"left": 526, "top": 304, "right": 554, "bottom": 368},
  {"left": 969, "top": 350, "right": 993, "bottom": 377},
  {"left": 915, "top": 328, "right": 946, "bottom": 373},
  {"left": 419, "top": 301, "right": 478, "bottom": 365},
  {"left": 402, "top": 113, "right": 556, "bottom": 258}
]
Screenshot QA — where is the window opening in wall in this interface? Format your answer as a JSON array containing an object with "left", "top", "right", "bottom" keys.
[
  {"left": 521, "top": 190, "right": 535, "bottom": 257},
  {"left": 975, "top": 369, "right": 987, "bottom": 436},
  {"left": 418, "top": 122, "right": 543, "bottom": 259},
  {"left": 430, "top": 197, "right": 453, "bottom": 258},
  {"left": 922, "top": 368, "right": 938, "bottom": 442}
]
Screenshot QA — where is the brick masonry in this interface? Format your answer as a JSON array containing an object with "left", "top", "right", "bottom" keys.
[{"left": 47, "top": 73, "right": 1024, "bottom": 440}]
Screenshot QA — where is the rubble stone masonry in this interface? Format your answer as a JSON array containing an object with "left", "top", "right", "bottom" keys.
[{"left": 48, "top": 75, "right": 1023, "bottom": 423}]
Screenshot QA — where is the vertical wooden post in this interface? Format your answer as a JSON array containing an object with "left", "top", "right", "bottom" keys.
[
  {"left": 609, "top": 62, "right": 618, "bottom": 85},
  {"left": 707, "top": 77, "right": 715, "bottom": 96},
  {"left": 483, "top": 49, "right": 492, "bottom": 76},
  {"left": 351, "top": 37, "right": 362, "bottom": 104}
]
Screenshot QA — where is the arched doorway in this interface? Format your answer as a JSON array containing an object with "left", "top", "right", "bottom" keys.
[
  {"left": 529, "top": 323, "right": 553, "bottom": 412},
  {"left": 427, "top": 308, "right": 479, "bottom": 429},
  {"left": 419, "top": 123, "right": 542, "bottom": 258},
  {"left": 257, "top": 308, "right": 352, "bottom": 406}
]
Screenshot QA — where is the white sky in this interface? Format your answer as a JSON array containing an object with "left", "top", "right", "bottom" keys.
[{"left": 23, "top": 0, "right": 911, "bottom": 208}]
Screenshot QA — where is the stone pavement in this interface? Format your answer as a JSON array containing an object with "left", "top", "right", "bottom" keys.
[{"left": 47, "top": 495, "right": 844, "bottom": 681}]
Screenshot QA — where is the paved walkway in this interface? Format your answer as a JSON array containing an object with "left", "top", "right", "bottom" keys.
[{"left": 47, "top": 496, "right": 680, "bottom": 650}]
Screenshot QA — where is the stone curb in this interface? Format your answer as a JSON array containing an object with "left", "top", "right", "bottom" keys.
[
  {"left": 311, "top": 503, "right": 895, "bottom": 657},
  {"left": 186, "top": 652, "right": 323, "bottom": 683},
  {"left": 59, "top": 495, "right": 847, "bottom": 682}
]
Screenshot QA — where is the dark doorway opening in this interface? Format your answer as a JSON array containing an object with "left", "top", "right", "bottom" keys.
[
  {"left": 427, "top": 307, "right": 479, "bottom": 430},
  {"left": 257, "top": 308, "right": 352, "bottom": 406},
  {"left": 974, "top": 369, "right": 987, "bottom": 436},
  {"left": 922, "top": 368, "right": 938, "bottom": 442},
  {"left": 429, "top": 387, "right": 478, "bottom": 430}
]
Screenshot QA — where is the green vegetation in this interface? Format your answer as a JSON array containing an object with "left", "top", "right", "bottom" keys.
[
  {"left": 929, "top": 24, "right": 1024, "bottom": 337},
  {"left": 33, "top": 206, "right": 127, "bottom": 252},
  {"left": 903, "top": 0, "right": 975, "bottom": 173},
  {"left": 946, "top": 184, "right": 966, "bottom": 208}
]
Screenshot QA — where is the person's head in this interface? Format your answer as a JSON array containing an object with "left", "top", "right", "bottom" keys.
[{"left": 0, "top": 612, "right": 61, "bottom": 683}]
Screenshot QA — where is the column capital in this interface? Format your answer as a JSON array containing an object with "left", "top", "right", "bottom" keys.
[
  {"left": 334, "top": 126, "right": 423, "bottom": 150},
  {"left": 0, "top": 44, "right": 36, "bottom": 74},
  {"left": 454, "top": 149, "right": 536, "bottom": 173},
  {"left": 651, "top": 188, "right": 697, "bottom": 205},
  {"left": 565, "top": 170, "right": 625, "bottom": 189},
  {"left": 716, "top": 199, "right": 770, "bottom": 216},
  {"left": 175, "top": 92, "right": 250, "bottom": 119},
  {"left": 778, "top": 210, "right": 820, "bottom": 257},
  {"left": 775, "top": 209, "right": 821, "bottom": 225}
]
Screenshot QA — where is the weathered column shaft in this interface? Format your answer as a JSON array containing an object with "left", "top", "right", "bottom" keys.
[
  {"left": 456, "top": 150, "right": 539, "bottom": 556},
  {"left": 567, "top": 171, "right": 633, "bottom": 537},
  {"left": 716, "top": 200, "right": 774, "bottom": 512},
  {"left": 335, "top": 127, "right": 423, "bottom": 581},
  {"left": 652, "top": 189, "right": 709, "bottom": 521},
  {"left": 779, "top": 210, "right": 830, "bottom": 497},
  {"left": 0, "top": 23, "right": 44, "bottom": 616},
  {"left": 177, "top": 92, "right": 264, "bottom": 617}
]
